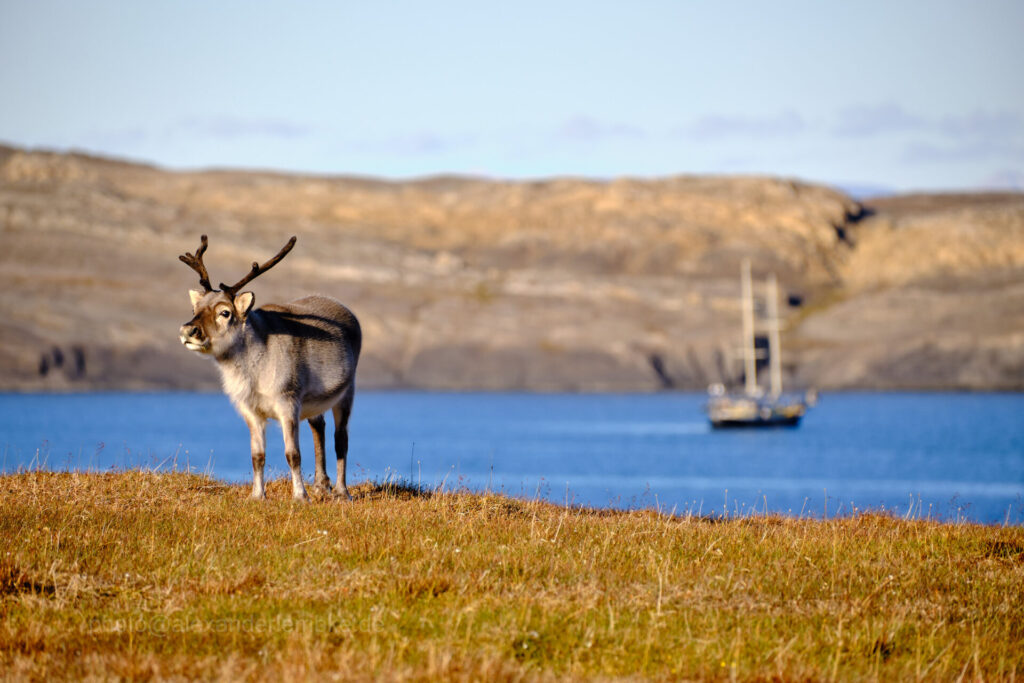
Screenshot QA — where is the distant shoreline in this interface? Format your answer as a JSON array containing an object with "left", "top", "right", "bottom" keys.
[{"left": 3, "top": 145, "right": 1023, "bottom": 393}]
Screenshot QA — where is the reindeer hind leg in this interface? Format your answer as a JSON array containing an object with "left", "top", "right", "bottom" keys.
[
  {"left": 332, "top": 388, "right": 354, "bottom": 501},
  {"left": 309, "top": 414, "right": 331, "bottom": 492}
]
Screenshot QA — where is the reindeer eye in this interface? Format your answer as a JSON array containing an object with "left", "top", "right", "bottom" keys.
[{"left": 219, "top": 310, "right": 231, "bottom": 319}]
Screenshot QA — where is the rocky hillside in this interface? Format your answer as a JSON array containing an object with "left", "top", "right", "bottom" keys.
[{"left": 1, "top": 144, "right": 1021, "bottom": 392}]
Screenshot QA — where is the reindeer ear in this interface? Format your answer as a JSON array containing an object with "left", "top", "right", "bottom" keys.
[
  {"left": 234, "top": 291, "right": 255, "bottom": 318},
  {"left": 189, "top": 289, "right": 205, "bottom": 308}
]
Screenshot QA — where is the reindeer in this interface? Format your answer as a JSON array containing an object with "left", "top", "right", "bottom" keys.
[{"left": 178, "top": 235, "right": 361, "bottom": 501}]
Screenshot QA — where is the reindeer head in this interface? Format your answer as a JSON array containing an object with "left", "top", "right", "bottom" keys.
[{"left": 178, "top": 235, "right": 296, "bottom": 356}]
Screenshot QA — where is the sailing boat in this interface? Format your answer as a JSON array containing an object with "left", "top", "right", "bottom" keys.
[{"left": 706, "top": 259, "right": 814, "bottom": 428}]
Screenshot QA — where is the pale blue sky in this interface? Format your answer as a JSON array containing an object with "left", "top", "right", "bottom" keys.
[{"left": 1, "top": 0, "right": 1022, "bottom": 192}]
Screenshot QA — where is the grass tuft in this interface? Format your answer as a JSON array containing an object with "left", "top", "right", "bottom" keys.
[{"left": 1, "top": 470, "right": 1022, "bottom": 680}]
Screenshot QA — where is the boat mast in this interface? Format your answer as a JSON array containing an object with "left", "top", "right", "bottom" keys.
[
  {"left": 741, "top": 259, "right": 758, "bottom": 396},
  {"left": 767, "top": 274, "right": 783, "bottom": 398}
]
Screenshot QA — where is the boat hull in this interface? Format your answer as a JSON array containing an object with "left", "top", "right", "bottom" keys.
[
  {"left": 705, "top": 394, "right": 808, "bottom": 429},
  {"left": 710, "top": 414, "right": 802, "bottom": 429}
]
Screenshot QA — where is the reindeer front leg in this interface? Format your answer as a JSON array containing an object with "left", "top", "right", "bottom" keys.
[
  {"left": 241, "top": 408, "right": 267, "bottom": 500},
  {"left": 279, "top": 405, "right": 310, "bottom": 502}
]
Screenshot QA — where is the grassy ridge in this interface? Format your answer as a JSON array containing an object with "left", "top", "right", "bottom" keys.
[{"left": 1, "top": 471, "right": 1022, "bottom": 681}]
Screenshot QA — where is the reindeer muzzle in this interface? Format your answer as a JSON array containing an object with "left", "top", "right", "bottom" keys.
[{"left": 180, "top": 321, "right": 209, "bottom": 352}]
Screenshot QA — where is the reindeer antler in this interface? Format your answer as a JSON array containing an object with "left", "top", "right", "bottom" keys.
[
  {"left": 179, "top": 235, "right": 213, "bottom": 292},
  {"left": 220, "top": 236, "right": 297, "bottom": 297}
]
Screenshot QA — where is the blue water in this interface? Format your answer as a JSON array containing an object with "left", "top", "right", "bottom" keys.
[{"left": 1, "top": 392, "right": 1022, "bottom": 524}]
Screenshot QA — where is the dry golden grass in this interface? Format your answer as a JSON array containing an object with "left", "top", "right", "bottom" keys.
[{"left": 1, "top": 470, "right": 1022, "bottom": 681}]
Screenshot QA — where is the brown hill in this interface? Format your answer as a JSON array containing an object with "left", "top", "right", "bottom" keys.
[{"left": 1, "top": 145, "right": 1021, "bottom": 392}]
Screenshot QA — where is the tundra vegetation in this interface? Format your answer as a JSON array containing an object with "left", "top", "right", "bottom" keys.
[{"left": 1, "top": 470, "right": 1021, "bottom": 681}]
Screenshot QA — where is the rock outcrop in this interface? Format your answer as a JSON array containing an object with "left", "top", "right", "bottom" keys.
[{"left": 1, "top": 145, "right": 1021, "bottom": 391}]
